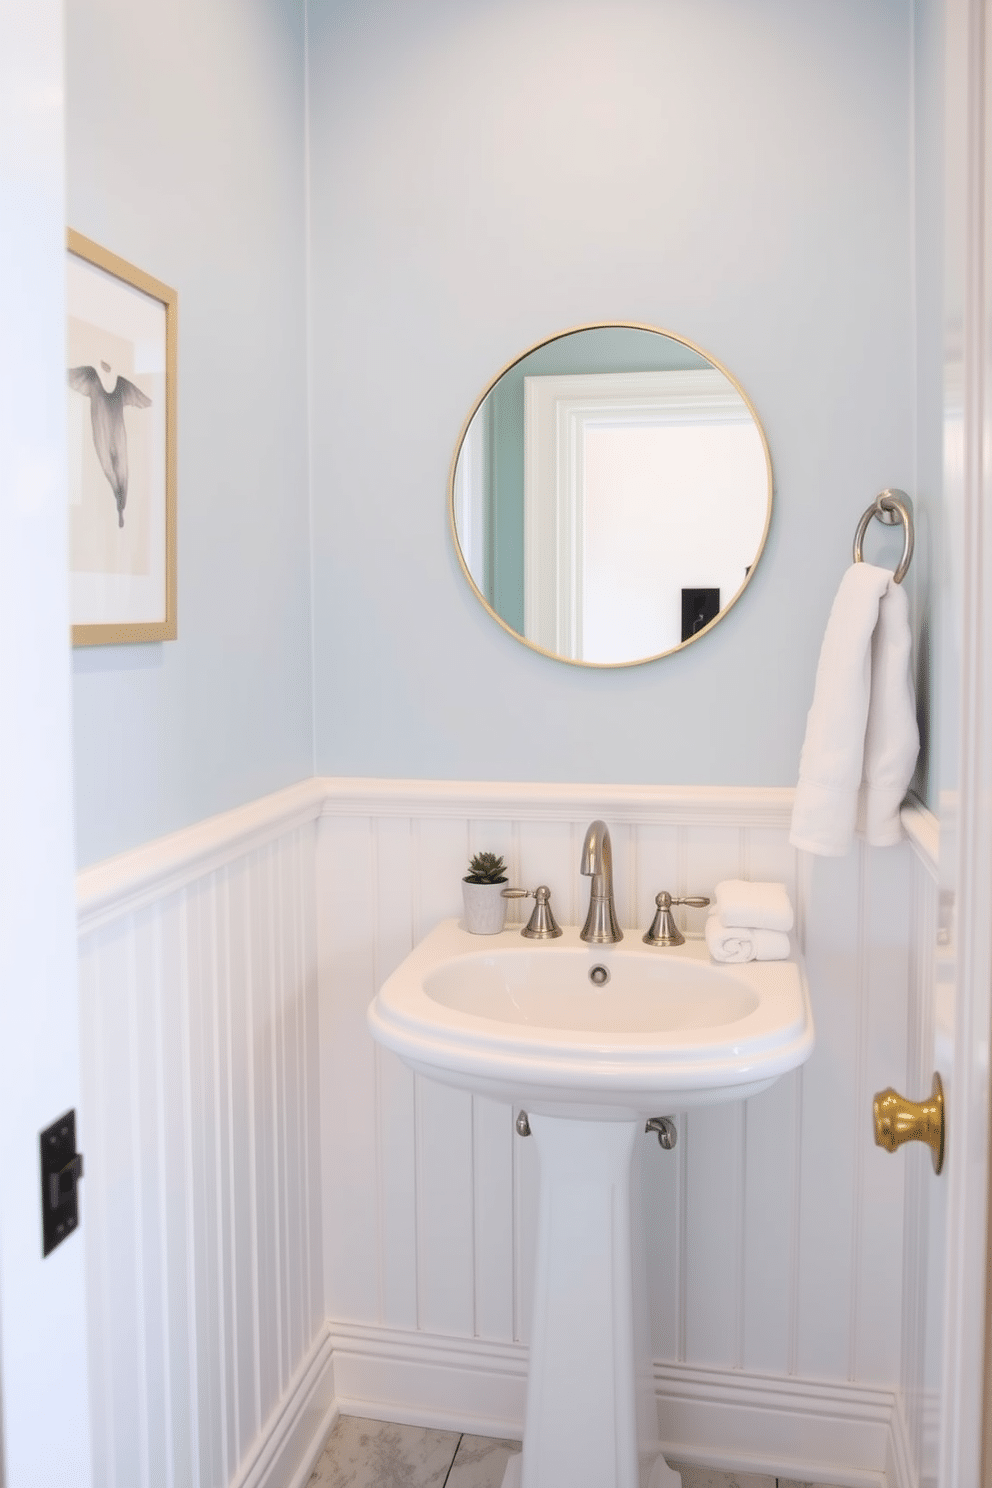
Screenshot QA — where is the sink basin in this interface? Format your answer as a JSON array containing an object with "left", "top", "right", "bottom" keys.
[
  {"left": 369, "top": 919, "right": 814, "bottom": 1119},
  {"left": 426, "top": 948, "right": 760, "bottom": 1030}
]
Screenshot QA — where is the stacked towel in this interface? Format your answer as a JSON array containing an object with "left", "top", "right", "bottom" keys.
[
  {"left": 705, "top": 917, "right": 791, "bottom": 964},
  {"left": 715, "top": 879, "right": 794, "bottom": 932},
  {"left": 706, "top": 880, "right": 794, "bottom": 963},
  {"left": 790, "top": 563, "right": 919, "bottom": 856}
]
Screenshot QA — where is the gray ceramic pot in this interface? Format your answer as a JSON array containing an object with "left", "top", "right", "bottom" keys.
[{"left": 461, "top": 879, "right": 508, "bottom": 935}]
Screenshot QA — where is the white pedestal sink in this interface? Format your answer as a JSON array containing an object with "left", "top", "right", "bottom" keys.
[{"left": 368, "top": 921, "right": 814, "bottom": 1488}]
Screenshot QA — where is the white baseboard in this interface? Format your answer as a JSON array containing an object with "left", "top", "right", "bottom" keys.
[
  {"left": 328, "top": 1321, "right": 527, "bottom": 1440},
  {"left": 885, "top": 1391, "right": 915, "bottom": 1488},
  {"left": 215, "top": 1320, "right": 914, "bottom": 1488},
  {"left": 310, "top": 1323, "right": 910, "bottom": 1488},
  {"left": 234, "top": 1327, "right": 337, "bottom": 1488},
  {"left": 653, "top": 1360, "right": 899, "bottom": 1488}
]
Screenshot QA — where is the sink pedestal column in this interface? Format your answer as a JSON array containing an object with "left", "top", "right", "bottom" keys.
[{"left": 501, "top": 1112, "right": 681, "bottom": 1488}]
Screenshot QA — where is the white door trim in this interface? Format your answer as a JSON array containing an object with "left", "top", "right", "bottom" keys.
[
  {"left": 0, "top": 5, "right": 93, "bottom": 1482},
  {"left": 939, "top": 0, "right": 992, "bottom": 1481}
]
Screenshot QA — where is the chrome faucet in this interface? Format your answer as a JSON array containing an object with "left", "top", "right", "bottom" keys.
[{"left": 580, "top": 820, "right": 623, "bottom": 943}]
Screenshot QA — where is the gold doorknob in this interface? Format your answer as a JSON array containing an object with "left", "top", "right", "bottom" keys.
[{"left": 873, "top": 1072, "right": 944, "bottom": 1174}]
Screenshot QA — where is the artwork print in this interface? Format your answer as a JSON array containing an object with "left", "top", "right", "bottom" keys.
[{"left": 67, "top": 232, "right": 177, "bottom": 644}]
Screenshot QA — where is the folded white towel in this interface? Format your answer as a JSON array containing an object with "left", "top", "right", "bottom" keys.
[
  {"left": 790, "top": 563, "right": 919, "bottom": 856},
  {"left": 705, "top": 913, "right": 791, "bottom": 964},
  {"left": 714, "top": 879, "right": 794, "bottom": 932}
]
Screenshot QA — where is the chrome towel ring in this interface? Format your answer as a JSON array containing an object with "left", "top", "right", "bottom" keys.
[{"left": 853, "top": 488, "right": 914, "bottom": 584}]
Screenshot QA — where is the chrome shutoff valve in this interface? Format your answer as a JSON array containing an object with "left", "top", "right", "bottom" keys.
[{"left": 645, "top": 1117, "right": 677, "bottom": 1150}]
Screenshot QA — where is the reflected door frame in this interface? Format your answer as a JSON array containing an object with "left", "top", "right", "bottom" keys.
[{"left": 522, "top": 367, "right": 760, "bottom": 662}]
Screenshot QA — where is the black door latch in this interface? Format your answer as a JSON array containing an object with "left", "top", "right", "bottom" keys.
[{"left": 40, "top": 1110, "right": 84, "bottom": 1257}]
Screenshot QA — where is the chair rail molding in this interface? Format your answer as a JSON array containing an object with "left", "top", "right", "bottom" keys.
[
  {"left": 317, "top": 775, "right": 797, "bottom": 826},
  {"left": 77, "top": 777, "right": 327, "bottom": 932},
  {"left": 900, "top": 796, "right": 939, "bottom": 878},
  {"left": 75, "top": 779, "right": 937, "bottom": 938}
]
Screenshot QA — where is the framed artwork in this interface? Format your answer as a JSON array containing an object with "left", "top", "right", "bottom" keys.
[{"left": 67, "top": 230, "right": 177, "bottom": 644}]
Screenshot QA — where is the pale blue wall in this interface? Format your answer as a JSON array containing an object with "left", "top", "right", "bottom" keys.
[
  {"left": 66, "top": 0, "right": 926, "bottom": 859},
  {"left": 307, "top": 0, "right": 916, "bottom": 786},
  {"left": 912, "top": 0, "right": 945, "bottom": 810},
  {"left": 66, "top": 0, "right": 313, "bottom": 866}
]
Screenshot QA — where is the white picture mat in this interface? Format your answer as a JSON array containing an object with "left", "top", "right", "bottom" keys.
[{"left": 67, "top": 252, "right": 167, "bottom": 626}]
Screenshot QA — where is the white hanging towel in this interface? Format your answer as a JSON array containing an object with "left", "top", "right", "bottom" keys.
[{"left": 790, "top": 563, "right": 919, "bottom": 856}]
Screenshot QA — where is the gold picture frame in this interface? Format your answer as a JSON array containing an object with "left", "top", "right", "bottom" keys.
[{"left": 67, "top": 230, "right": 177, "bottom": 644}]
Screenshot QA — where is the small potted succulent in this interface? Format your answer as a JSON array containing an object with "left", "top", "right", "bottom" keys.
[{"left": 462, "top": 851, "right": 509, "bottom": 935}]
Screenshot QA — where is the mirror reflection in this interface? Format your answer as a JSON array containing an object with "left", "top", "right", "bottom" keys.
[{"left": 450, "top": 324, "right": 772, "bottom": 667}]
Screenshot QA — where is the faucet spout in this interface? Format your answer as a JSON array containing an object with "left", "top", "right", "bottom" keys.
[{"left": 580, "top": 820, "right": 623, "bottom": 944}]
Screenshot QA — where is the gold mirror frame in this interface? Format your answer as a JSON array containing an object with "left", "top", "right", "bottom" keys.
[{"left": 448, "top": 321, "right": 773, "bottom": 668}]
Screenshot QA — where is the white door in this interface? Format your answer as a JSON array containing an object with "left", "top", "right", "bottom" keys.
[
  {"left": 916, "top": 0, "right": 992, "bottom": 1482},
  {"left": 0, "top": 4, "right": 93, "bottom": 1483}
]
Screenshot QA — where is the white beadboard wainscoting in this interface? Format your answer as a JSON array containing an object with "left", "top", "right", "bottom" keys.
[
  {"left": 75, "top": 778, "right": 939, "bottom": 1488},
  {"left": 76, "top": 780, "right": 330, "bottom": 1488},
  {"left": 317, "top": 780, "right": 938, "bottom": 1488}
]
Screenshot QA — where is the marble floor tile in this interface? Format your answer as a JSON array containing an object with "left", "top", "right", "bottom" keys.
[
  {"left": 667, "top": 1467, "right": 776, "bottom": 1488},
  {"left": 305, "top": 1415, "right": 848, "bottom": 1488},
  {"left": 307, "top": 1415, "right": 460, "bottom": 1487},
  {"left": 779, "top": 1481, "right": 848, "bottom": 1488},
  {"left": 445, "top": 1433, "right": 522, "bottom": 1487}
]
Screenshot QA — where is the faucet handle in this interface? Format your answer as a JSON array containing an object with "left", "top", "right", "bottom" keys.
[
  {"left": 501, "top": 884, "right": 563, "bottom": 940},
  {"left": 643, "top": 891, "right": 711, "bottom": 947}
]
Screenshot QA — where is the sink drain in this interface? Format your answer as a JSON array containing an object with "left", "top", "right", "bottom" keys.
[{"left": 589, "top": 964, "right": 610, "bottom": 986}]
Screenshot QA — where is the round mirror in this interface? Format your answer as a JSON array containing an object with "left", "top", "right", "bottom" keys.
[{"left": 449, "top": 323, "right": 772, "bottom": 667}]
